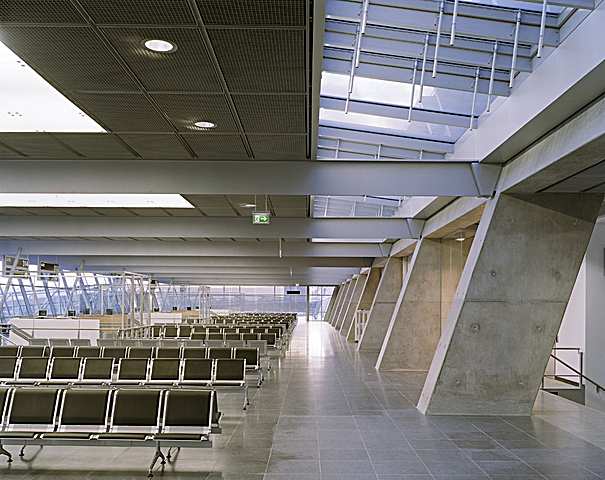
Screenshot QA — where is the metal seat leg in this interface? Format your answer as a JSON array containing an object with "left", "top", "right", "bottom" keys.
[
  {"left": 148, "top": 445, "right": 166, "bottom": 477},
  {"left": 0, "top": 443, "right": 12, "bottom": 463}
]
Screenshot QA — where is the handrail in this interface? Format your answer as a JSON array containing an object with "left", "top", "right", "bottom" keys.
[{"left": 550, "top": 353, "right": 603, "bottom": 393}]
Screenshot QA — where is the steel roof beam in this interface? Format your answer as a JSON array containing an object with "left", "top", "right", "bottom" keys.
[
  {"left": 0, "top": 159, "right": 499, "bottom": 196},
  {"left": 327, "top": 0, "right": 560, "bottom": 46},
  {"left": 325, "top": 22, "right": 533, "bottom": 73},
  {"left": 318, "top": 124, "right": 455, "bottom": 153},
  {"left": 0, "top": 240, "right": 389, "bottom": 258},
  {"left": 324, "top": 51, "right": 512, "bottom": 96},
  {"left": 0, "top": 216, "right": 423, "bottom": 240},
  {"left": 321, "top": 95, "right": 473, "bottom": 128}
]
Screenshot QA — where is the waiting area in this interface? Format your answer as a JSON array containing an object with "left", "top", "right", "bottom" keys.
[{"left": 0, "top": 322, "right": 605, "bottom": 479}]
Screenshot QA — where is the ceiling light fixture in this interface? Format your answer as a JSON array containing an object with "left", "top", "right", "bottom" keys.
[
  {"left": 239, "top": 203, "right": 256, "bottom": 208},
  {"left": 194, "top": 121, "right": 216, "bottom": 129},
  {"left": 144, "top": 39, "right": 176, "bottom": 53},
  {"left": 455, "top": 233, "right": 466, "bottom": 242}
]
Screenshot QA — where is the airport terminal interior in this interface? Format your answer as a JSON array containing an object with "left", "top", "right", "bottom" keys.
[{"left": 1, "top": 0, "right": 605, "bottom": 478}]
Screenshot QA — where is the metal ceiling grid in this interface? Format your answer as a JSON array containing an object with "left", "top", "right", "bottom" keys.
[
  {"left": 0, "top": 0, "right": 311, "bottom": 161},
  {"left": 247, "top": 135, "right": 308, "bottom": 160},
  {"left": 318, "top": 0, "right": 594, "bottom": 160}
]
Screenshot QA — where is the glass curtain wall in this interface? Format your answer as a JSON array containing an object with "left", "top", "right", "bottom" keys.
[{"left": 208, "top": 286, "right": 336, "bottom": 322}]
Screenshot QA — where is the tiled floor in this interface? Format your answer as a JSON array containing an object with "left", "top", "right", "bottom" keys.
[{"left": 2, "top": 321, "right": 605, "bottom": 479}]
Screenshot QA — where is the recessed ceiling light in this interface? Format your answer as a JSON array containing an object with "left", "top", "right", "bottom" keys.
[
  {"left": 144, "top": 39, "right": 176, "bottom": 53},
  {"left": 455, "top": 233, "right": 466, "bottom": 242},
  {"left": 194, "top": 121, "right": 216, "bottom": 129},
  {"left": 239, "top": 203, "right": 257, "bottom": 208}
]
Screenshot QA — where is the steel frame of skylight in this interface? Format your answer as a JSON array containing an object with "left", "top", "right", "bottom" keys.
[{"left": 317, "top": 0, "right": 595, "bottom": 160}]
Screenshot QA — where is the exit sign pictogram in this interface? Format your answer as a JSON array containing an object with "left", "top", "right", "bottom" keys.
[{"left": 252, "top": 212, "right": 271, "bottom": 225}]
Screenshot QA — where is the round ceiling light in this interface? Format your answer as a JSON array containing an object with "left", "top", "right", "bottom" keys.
[
  {"left": 194, "top": 121, "right": 217, "bottom": 129},
  {"left": 144, "top": 39, "right": 177, "bottom": 53}
]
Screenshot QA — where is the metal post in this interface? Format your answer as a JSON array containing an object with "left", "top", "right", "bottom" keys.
[
  {"left": 408, "top": 59, "right": 418, "bottom": 122},
  {"left": 419, "top": 34, "right": 429, "bottom": 103},
  {"left": 469, "top": 67, "right": 480, "bottom": 130},
  {"left": 345, "top": 25, "right": 359, "bottom": 114},
  {"left": 487, "top": 41, "right": 498, "bottom": 113},
  {"left": 449, "top": 0, "right": 459, "bottom": 45},
  {"left": 0, "top": 249, "right": 23, "bottom": 319},
  {"left": 509, "top": 10, "right": 521, "bottom": 88},
  {"left": 537, "top": 0, "right": 548, "bottom": 58},
  {"left": 306, "top": 285, "right": 310, "bottom": 322},
  {"left": 432, "top": 0, "right": 445, "bottom": 78}
]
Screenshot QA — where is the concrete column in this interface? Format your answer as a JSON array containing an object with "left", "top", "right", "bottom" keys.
[
  {"left": 340, "top": 273, "right": 367, "bottom": 336},
  {"left": 328, "top": 282, "right": 346, "bottom": 326},
  {"left": 335, "top": 278, "right": 356, "bottom": 331},
  {"left": 332, "top": 279, "right": 352, "bottom": 328},
  {"left": 347, "top": 267, "right": 381, "bottom": 342},
  {"left": 376, "top": 239, "right": 442, "bottom": 371},
  {"left": 418, "top": 193, "right": 603, "bottom": 416},
  {"left": 323, "top": 285, "right": 340, "bottom": 323},
  {"left": 357, "top": 257, "right": 403, "bottom": 357}
]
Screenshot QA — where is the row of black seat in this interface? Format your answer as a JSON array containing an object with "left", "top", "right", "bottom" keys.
[
  {"left": 1, "top": 345, "right": 259, "bottom": 364},
  {"left": 1, "top": 356, "right": 247, "bottom": 387},
  {"left": 123, "top": 327, "right": 279, "bottom": 345},
  {"left": 0, "top": 387, "right": 215, "bottom": 476}
]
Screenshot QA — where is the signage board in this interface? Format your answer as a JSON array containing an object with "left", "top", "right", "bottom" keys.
[
  {"left": 2, "top": 255, "right": 29, "bottom": 277},
  {"left": 252, "top": 212, "right": 271, "bottom": 225},
  {"left": 38, "top": 261, "right": 60, "bottom": 279}
]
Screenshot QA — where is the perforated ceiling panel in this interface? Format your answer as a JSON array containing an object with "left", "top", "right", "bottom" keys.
[
  {"left": 153, "top": 94, "right": 238, "bottom": 133},
  {"left": 208, "top": 30, "right": 306, "bottom": 93},
  {"left": 0, "top": 1, "right": 84, "bottom": 23},
  {"left": 77, "top": 0, "right": 196, "bottom": 26},
  {"left": 197, "top": 0, "right": 306, "bottom": 26},
  {"left": 234, "top": 95, "right": 307, "bottom": 133},
  {"left": 248, "top": 135, "right": 307, "bottom": 160},
  {"left": 69, "top": 93, "right": 173, "bottom": 132},
  {"left": 118, "top": 134, "right": 193, "bottom": 159},
  {"left": 0, "top": 27, "right": 137, "bottom": 92},
  {"left": 182, "top": 134, "right": 249, "bottom": 159},
  {"left": 0, "top": 0, "right": 311, "bottom": 161},
  {"left": 101, "top": 27, "right": 222, "bottom": 92},
  {"left": 0, "top": 133, "right": 76, "bottom": 158},
  {"left": 54, "top": 134, "right": 136, "bottom": 158}
]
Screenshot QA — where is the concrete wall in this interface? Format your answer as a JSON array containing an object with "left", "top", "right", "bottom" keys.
[
  {"left": 418, "top": 193, "right": 602, "bottom": 416},
  {"left": 358, "top": 257, "right": 404, "bottom": 354},
  {"left": 585, "top": 222, "right": 605, "bottom": 412},
  {"left": 440, "top": 238, "right": 473, "bottom": 331}
]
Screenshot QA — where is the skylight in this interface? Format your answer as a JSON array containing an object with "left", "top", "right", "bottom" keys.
[
  {"left": 0, "top": 194, "right": 195, "bottom": 209},
  {"left": 0, "top": 41, "right": 104, "bottom": 132}
]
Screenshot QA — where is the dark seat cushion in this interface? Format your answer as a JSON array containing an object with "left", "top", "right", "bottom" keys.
[
  {"left": 42, "top": 432, "right": 93, "bottom": 439},
  {"left": 154, "top": 433, "right": 206, "bottom": 441},
  {"left": 96, "top": 433, "right": 148, "bottom": 440},
  {"left": 0, "top": 432, "right": 37, "bottom": 438}
]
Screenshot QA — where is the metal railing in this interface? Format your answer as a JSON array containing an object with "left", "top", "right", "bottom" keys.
[{"left": 542, "top": 347, "right": 603, "bottom": 394}]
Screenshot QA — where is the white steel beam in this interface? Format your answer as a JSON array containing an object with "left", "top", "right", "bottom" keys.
[
  {"left": 0, "top": 160, "right": 499, "bottom": 197},
  {"left": 0, "top": 240, "right": 390, "bottom": 258},
  {"left": 0, "top": 217, "right": 420, "bottom": 240}
]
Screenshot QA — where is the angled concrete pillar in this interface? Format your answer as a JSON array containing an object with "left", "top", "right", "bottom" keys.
[
  {"left": 332, "top": 279, "right": 352, "bottom": 328},
  {"left": 376, "top": 238, "right": 442, "bottom": 371},
  {"left": 418, "top": 193, "right": 603, "bottom": 416},
  {"left": 340, "top": 273, "right": 367, "bottom": 336},
  {"left": 358, "top": 257, "right": 403, "bottom": 356},
  {"left": 335, "top": 278, "right": 356, "bottom": 331},
  {"left": 323, "top": 285, "right": 340, "bottom": 323},
  {"left": 347, "top": 267, "right": 382, "bottom": 342},
  {"left": 328, "top": 282, "right": 346, "bottom": 326}
]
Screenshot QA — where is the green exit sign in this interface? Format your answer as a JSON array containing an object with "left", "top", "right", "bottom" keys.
[{"left": 252, "top": 212, "right": 271, "bottom": 225}]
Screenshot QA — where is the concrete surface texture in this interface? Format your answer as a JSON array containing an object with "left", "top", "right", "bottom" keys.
[{"left": 418, "top": 193, "right": 604, "bottom": 416}]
